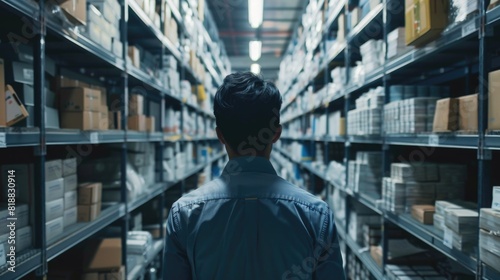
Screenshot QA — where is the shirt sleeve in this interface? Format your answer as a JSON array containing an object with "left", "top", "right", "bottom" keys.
[
  {"left": 163, "top": 204, "right": 192, "bottom": 280},
  {"left": 313, "top": 210, "right": 346, "bottom": 280}
]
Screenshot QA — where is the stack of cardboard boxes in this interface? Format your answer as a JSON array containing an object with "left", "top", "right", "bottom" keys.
[
  {"left": 128, "top": 94, "right": 155, "bottom": 132},
  {"left": 479, "top": 207, "right": 500, "bottom": 271},
  {"left": 382, "top": 163, "right": 468, "bottom": 214},
  {"left": 0, "top": 203, "right": 30, "bottom": 254},
  {"left": 45, "top": 160, "right": 65, "bottom": 244},
  {"left": 360, "top": 39, "right": 385, "bottom": 74},
  {"left": 347, "top": 152, "right": 383, "bottom": 198},
  {"left": 82, "top": 238, "right": 125, "bottom": 279},
  {"left": 77, "top": 182, "right": 102, "bottom": 222},
  {"left": 59, "top": 87, "right": 102, "bottom": 130},
  {"left": 163, "top": 0, "right": 179, "bottom": 46},
  {"left": 87, "top": 0, "right": 122, "bottom": 54},
  {"left": 347, "top": 87, "right": 385, "bottom": 136},
  {"left": 63, "top": 158, "right": 78, "bottom": 229}
]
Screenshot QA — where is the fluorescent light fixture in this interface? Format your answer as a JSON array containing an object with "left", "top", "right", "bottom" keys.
[
  {"left": 249, "top": 40, "right": 262, "bottom": 61},
  {"left": 248, "top": 0, "right": 263, "bottom": 28},
  {"left": 251, "top": 63, "right": 261, "bottom": 75}
]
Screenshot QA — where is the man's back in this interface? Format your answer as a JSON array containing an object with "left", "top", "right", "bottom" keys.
[{"left": 164, "top": 157, "right": 345, "bottom": 280}]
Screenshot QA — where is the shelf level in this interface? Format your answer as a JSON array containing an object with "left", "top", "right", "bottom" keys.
[
  {"left": 384, "top": 212, "right": 477, "bottom": 274},
  {"left": 47, "top": 203, "right": 126, "bottom": 261},
  {"left": 0, "top": 249, "right": 41, "bottom": 280}
]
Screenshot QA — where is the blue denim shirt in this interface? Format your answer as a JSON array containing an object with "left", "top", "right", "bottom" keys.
[{"left": 163, "top": 156, "right": 345, "bottom": 280}]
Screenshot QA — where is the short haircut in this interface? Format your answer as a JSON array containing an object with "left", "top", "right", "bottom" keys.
[{"left": 214, "top": 72, "right": 282, "bottom": 154}]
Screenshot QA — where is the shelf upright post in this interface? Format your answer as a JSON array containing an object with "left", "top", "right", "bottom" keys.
[
  {"left": 179, "top": 3, "right": 186, "bottom": 195},
  {"left": 120, "top": 0, "right": 130, "bottom": 274},
  {"left": 477, "top": 0, "right": 492, "bottom": 278},
  {"left": 34, "top": 0, "right": 47, "bottom": 278},
  {"left": 380, "top": 0, "right": 391, "bottom": 274}
]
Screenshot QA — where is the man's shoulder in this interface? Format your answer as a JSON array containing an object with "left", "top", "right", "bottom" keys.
[
  {"left": 172, "top": 176, "right": 331, "bottom": 216},
  {"left": 273, "top": 178, "right": 331, "bottom": 216}
]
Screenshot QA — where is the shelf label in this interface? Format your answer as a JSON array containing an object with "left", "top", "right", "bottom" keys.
[
  {"left": 0, "top": 133, "right": 5, "bottom": 148},
  {"left": 462, "top": 21, "right": 476, "bottom": 37},
  {"left": 443, "top": 227, "right": 453, "bottom": 249},
  {"left": 90, "top": 132, "right": 99, "bottom": 144},
  {"left": 429, "top": 135, "right": 439, "bottom": 146}
]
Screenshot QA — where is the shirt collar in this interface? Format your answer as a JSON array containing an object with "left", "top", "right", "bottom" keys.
[{"left": 221, "top": 156, "right": 277, "bottom": 176}]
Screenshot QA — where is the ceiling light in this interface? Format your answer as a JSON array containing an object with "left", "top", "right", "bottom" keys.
[
  {"left": 249, "top": 0, "right": 263, "bottom": 28},
  {"left": 249, "top": 40, "right": 262, "bottom": 61},
  {"left": 251, "top": 63, "right": 261, "bottom": 75}
]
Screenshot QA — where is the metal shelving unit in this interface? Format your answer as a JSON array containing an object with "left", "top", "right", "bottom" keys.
[
  {"left": 276, "top": 1, "right": 500, "bottom": 278},
  {"left": 0, "top": 0, "right": 229, "bottom": 278}
]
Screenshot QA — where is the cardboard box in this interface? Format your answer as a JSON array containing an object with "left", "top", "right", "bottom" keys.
[
  {"left": 128, "top": 46, "right": 140, "bottom": 68},
  {"left": 458, "top": 94, "right": 478, "bottom": 131},
  {"left": 78, "top": 182, "right": 102, "bottom": 205},
  {"left": 129, "top": 94, "right": 143, "bottom": 116},
  {"left": 488, "top": 69, "right": 500, "bottom": 130},
  {"left": 5, "top": 85, "right": 29, "bottom": 126},
  {"left": 59, "top": 87, "right": 101, "bottom": 112},
  {"left": 128, "top": 115, "right": 147, "bottom": 131},
  {"left": 46, "top": 217, "right": 64, "bottom": 242},
  {"left": 64, "top": 190, "right": 77, "bottom": 210},
  {"left": 433, "top": 98, "right": 458, "bottom": 132},
  {"left": 405, "top": 0, "right": 449, "bottom": 46},
  {"left": 64, "top": 174, "right": 78, "bottom": 192},
  {"left": 0, "top": 59, "right": 5, "bottom": 127},
  {"left": 60, "top": 0, "right": 87, "bottom": 25},
  {"left": 46, "top": 198, "right": 64, "bottom": 222},
  {"left": 62, "top": 158, "right": 77, "bottom": 177},
  {"left": 61, "top": 111, "right": 100, "bottom": 130},
  {"left": 83, "top": 238, "right": 122, "bottom": 271},
  {"left": 63, "top": 206, "right": 78, "bottom": 228},
  {"left": 46, "top": 159, "right": 63, "bottom": 181},
  {"left": 98, "top": 266, "right": 125, "bottom": 280},
  {"left": 78, "top": 203, "right": 101, "bottom": 222},
  {"left": 146, "top": 116, "right": 155, "bottom": 132},
  {"left": 46, "top": 178, "right": 65, "bottom": 202},
  {"left": 411, "top": 205, "right": 435, "bottom": 224}
]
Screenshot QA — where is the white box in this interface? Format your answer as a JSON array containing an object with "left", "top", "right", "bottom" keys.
[
  {"left": 64, "top": 191, "right": 77, "bottom": 210},
  {"left": 46, "top": 217, "right": 64, "bottom": 243},
  {"left": 493, "top": 186, "right": 500, "bottom": 210},
  {"left": 16, "top": 226, "right": 32, "bottom": 252},
  {"left": 46, "top": 178, "right": 64, "bottom": 202},
  {"left": 63, "top": 174, "right": 78, "bottom": 192},
  {"left": 46, "top": 198, "right": 64, "bottom": 222},
  {"left": 63, "top": 207, "right": 77, "bottom": 228},
  {"left": 45, "top": 160, "right": 62, "bottom": 181},
  {"left": 62, "top": 158, "right": 77, "bottom": 176}
]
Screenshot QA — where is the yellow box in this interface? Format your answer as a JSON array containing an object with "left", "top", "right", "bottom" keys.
[{"left": 405, "top": 0, "right": 448, "bottom": 46}]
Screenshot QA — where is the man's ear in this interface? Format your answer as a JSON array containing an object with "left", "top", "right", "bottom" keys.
[
  {"left": 272, "top": 125, "right": 282, "bottom": 143},
  {"left": 216, "top": 127, "right": 226, "bottom": 145}
]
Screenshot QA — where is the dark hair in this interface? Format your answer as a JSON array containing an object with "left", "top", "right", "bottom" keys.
[{"left": 214, "top": 72, "right": 282, "bottom": 154}]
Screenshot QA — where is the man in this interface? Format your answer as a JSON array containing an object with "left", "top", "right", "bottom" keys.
[{"left": 164, "top": 72, "right": 345, "bottom": 280}]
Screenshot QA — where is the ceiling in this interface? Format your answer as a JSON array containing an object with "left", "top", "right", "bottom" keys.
[{"left": 206, "top": 0, "right": 306, "bottom": 80}]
